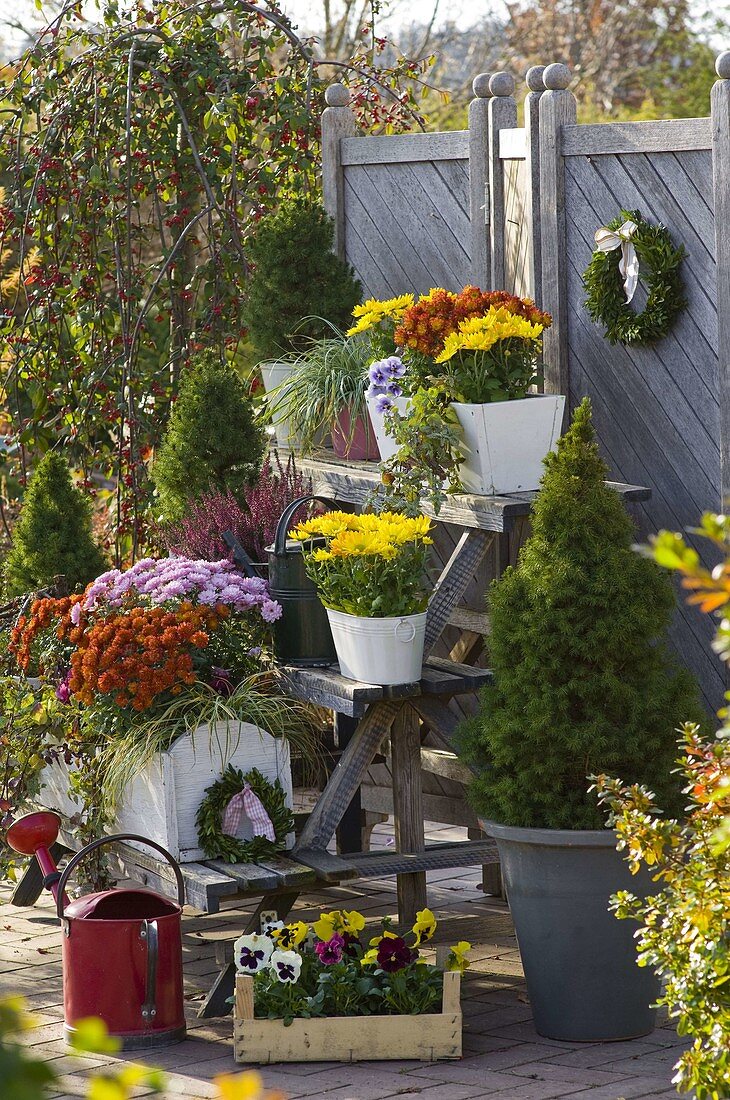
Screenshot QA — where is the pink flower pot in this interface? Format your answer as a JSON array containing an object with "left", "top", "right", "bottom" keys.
[{"left": 331, "top": 407, "right": 380, "bottom": 462}]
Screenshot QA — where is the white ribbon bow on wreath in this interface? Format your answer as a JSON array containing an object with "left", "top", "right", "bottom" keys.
[
  {"left": 593, "top": 220, "right": 639, "bottom": 303},
  {"left": 222, "top": 783, "right": 276, "bottom": 841}
]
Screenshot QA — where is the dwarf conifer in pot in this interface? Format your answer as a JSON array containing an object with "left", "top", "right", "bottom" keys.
[{"left": 458, "top": 397, "right": 706, "bottom": 1041}]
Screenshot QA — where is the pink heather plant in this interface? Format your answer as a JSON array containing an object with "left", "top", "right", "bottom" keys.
[
  {"left": 164, "top": 453, "right": 310, "bottom": 564},
  {"left": 83, "top": 557, "right": 282, "bottom": 622}
]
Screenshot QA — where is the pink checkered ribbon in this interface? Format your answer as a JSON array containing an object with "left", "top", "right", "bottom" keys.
[{"left": 222, "top": 783, "right": 276, "bottom": 841}]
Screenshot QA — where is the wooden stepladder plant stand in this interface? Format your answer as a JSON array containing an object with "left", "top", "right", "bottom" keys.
[{"left": 233, "top": 969, "right": 462, "bottom": 1063}]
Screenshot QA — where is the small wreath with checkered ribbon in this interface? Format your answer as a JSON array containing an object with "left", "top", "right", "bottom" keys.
[{"left": 195, "top": 765, "right": 293, "bottom": 863}]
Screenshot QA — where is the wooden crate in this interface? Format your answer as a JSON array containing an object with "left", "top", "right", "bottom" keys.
[
  {"left": 233, "top": 970, "right": 462, "bottom": 1063},
  {"left": 39, "top": 721, "right": 293, "bottom": 862}
]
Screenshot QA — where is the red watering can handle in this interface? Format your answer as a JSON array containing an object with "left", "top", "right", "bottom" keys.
[{"left": 55, "top": 833, "right": 186, "bottom": 918}]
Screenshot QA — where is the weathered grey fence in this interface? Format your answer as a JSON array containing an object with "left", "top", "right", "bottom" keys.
[{"left": 321, "top": 54, "right": 730, "bottom": 711}]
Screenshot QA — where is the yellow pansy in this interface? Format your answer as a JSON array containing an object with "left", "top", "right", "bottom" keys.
[
  {"left": 273, "top": 921, "right": 309, "bottom": 949},
  {"left": 313, "top": 910, "right": 341, "bottom": 941},
  {"left": 412, "top": 907, "right": 437, "bottom": 946},
  {"left": 446, "top": 941, "right": 472, "bottom": 974},
  {"left": 360, "top": 948, "right": 379, "bottom": 966},
  {"left": 369, "top": 929, "right": 397, "bottom": 947},
  {"left": 214, "top": 1071, "right": 266, "bottom": 1100},
  {"left": 340, "top": 909, "right": 366, "bottom": 935}
]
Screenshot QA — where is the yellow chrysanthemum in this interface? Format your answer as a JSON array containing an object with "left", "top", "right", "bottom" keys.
[
  {"left": 345, "top": 294, "right": 415, "bottom": 336},
  {"left": 290, "top": 511, "right": 359, "bottom": 541},
  {"left": 434, "top": 306, "right": 544, "bottom": 363},
  {"left": 328, "top": 530, "right": 398, "bottom": 559}
]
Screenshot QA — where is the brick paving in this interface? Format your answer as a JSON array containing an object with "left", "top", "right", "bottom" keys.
[{"left": 0, "top": 821, "right": 692, "bottom": 1099}]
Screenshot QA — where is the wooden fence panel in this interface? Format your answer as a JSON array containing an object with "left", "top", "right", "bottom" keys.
[
  {"left": 503, "top": 158, "right": 531, "bottom": 296},
  {"left": 342, "top": 151, "right": 471, "bottom": 298},
  {"left": 553, "top": 98, "right": 724, "bottom": 708}
]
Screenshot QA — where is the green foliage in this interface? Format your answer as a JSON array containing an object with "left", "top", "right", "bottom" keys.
[
  {"left": 0, "top": 998, "right": 56, "bottom": 1100},
  {"left": 583, "top": 209, "right": 686, "bottom": 346},
  {"left": 0, "top": 678, "right": 69, "bottom": 884},
  {"left": 370, "top": 387, "right": 464, "bottom": 516},
  {"left": 151, "top": 352, "right": 265, "bottom": 522},
  {"left": 3, "top": 454, "right": 106, "bottom": 597},
  {"left": 458, "top": 397, "right": 705, "bottom": 829},
  {"left": 243, "top": 197, "right": 361, "bottom": 361},
  {"left": 594, "top": 724, "right": 730, "bottom": 1100},
  {"left": 196, "top": 765, "right": 293, "bottom": 863}
]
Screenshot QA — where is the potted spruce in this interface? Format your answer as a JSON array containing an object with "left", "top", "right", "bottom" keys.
[
  {"left": 151, "top": 350, "right": 266, "bottom": 523},
  {"left": 4, "top": 451, "right": 106, "bottom": 597},
  {"left": 458, "top": 399, "right": 706, "bottom": 1042},
  {"left": 243, "top": 197, "right": 361, "bottom": 450}
]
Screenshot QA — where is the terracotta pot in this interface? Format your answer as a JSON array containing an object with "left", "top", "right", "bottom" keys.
[{"left": 331, "top": 407, "right": 379, "bottom": 461}]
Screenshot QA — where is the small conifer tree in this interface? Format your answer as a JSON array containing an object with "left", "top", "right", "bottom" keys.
[
  {"left": 152, "top": 351, "right": 266, "bottom": 522},
  {"left": 4, "top": 452, "right": 106, "bottom": 596},
  {"left": 458, "top": 398, "right": 706, "bottom": 830},
  {"left": 243, "top": 196, "right": 361, "bottom": 361}
]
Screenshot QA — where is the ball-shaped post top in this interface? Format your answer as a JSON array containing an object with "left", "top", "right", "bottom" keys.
[
  {"left": 543, "top": 62, "right": 572, "bottom": 90},
  {"left": 526, "top": 65, "right": 546, "bottom": 93},
  {"left": 716, "top": 51, "right": 730, "bottom": 80},
  {"left": 489, "top": 71, "right": 515, "bottom": 98},
  {"left": 325, "top": 83, "right": 350, "bottom": 108},
  {"left": 472, "top": 72, "right": 492, "bottom": 98}
]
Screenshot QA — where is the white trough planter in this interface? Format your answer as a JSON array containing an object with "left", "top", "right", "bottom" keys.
[
  {"left": 326, "top": 609, "right": 427, "bottom": 686},
  {"left": 365, "top": 394, "right": 411, "bottom": 462},
  {"left": 451, "top": 393, "right": 565, "bottom": 495},
  {"left": 39, "top": 722, "right": 293, "bottom": 863}
]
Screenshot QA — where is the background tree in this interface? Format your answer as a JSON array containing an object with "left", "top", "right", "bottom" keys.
[
  {"left": 0, "top": 0, "right": 432, "bottom": 561},
  {"left": 243, "top": 197, "right": 361, "bottom": 361}
]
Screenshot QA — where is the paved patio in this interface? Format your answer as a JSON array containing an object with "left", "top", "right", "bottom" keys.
[{"left": 1, "top": 821, "right": 691, "bottom": 1100}]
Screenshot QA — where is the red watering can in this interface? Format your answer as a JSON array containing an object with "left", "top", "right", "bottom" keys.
[{"left": 7, "top": 812, "right": 186, "bottom": 1049}]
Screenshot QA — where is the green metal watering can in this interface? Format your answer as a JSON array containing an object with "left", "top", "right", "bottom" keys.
[{"left": 266, "top": 495, "right": 338, "bottom": 667}]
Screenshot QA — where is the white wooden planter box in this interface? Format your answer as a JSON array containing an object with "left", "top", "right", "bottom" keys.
[
  {"left": 452, "top": 393, "right": 565, "bottom": 495},
  {"left": 365, "top": 394, "right": 411, "bottom": 461},
  {"left": 233, "top": 971, "right": 462, "bottom": 1063},
  {"left": 39, "top": 722, "right": 293, "bottom": 863}
]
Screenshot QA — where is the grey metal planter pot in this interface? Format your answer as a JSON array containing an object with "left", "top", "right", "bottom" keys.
[{"left": 485, "top": 822, "right": 659, "bottom": 1042}]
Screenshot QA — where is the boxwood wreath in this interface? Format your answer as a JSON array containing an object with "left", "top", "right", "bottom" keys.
[
  {"left": 583, "top": 209, "right": 685, "bottom": 346},
  {"left": 196, "top": 765, "right": 293, "bottom": 863}
]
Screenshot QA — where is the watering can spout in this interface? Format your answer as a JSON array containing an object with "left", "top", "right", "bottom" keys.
[{"left": 6, "top": 811, "right": 69, "bottom": 906}]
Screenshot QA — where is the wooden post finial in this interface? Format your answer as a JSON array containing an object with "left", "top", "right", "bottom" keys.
[
  {"left": 716, "top": 52, "right": 730, "bottom": 80},
  {"left": 489, "top": 71, "right": 515, "bottom": 98},
  {"left": 472, "top": 72, "right": 493, "bottom": 99},
  {"left": 526, "top": 65, "right": 546, "bottom": 93},
  {"left": 543, "top": 63, "right": 572, "bottom": 90},
  {"left": 325, "top": 83, "right": 351, "bottom": 108}
]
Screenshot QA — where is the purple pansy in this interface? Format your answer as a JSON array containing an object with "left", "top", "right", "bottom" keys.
[{"left": 314, "top": 933, "right": 346, "bottom": 966}]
